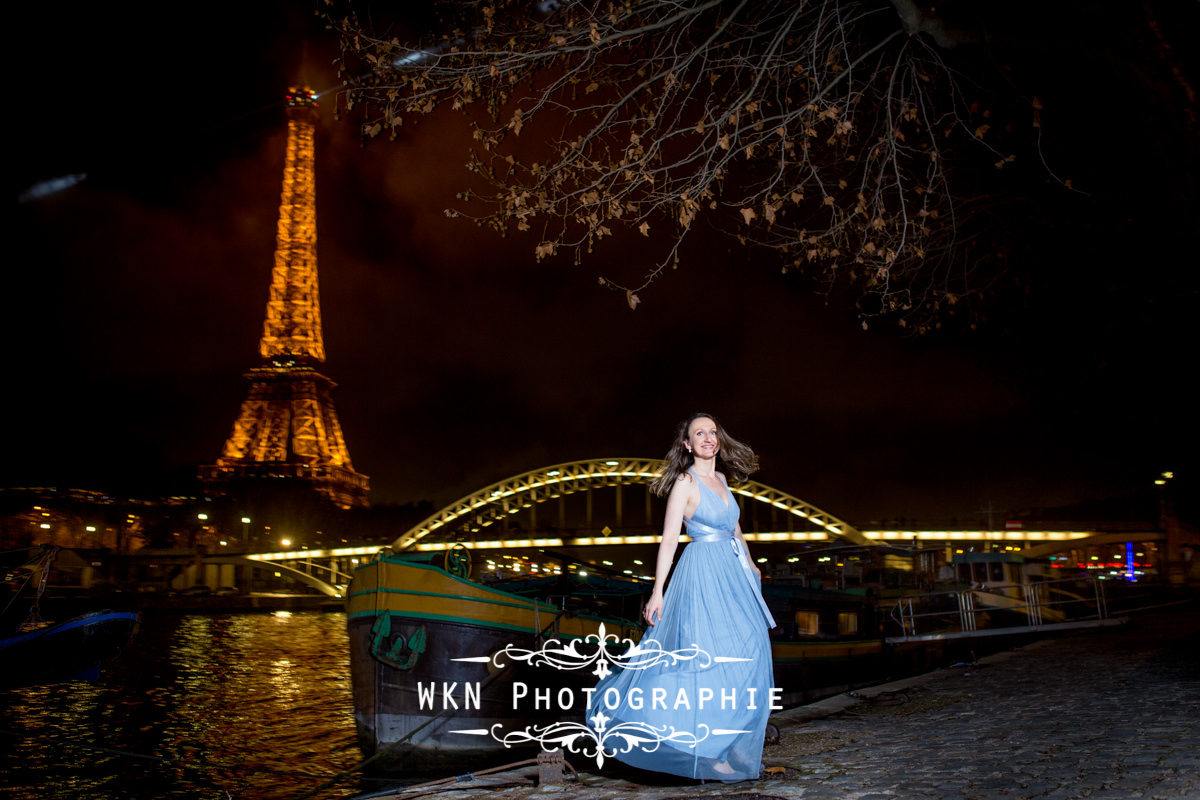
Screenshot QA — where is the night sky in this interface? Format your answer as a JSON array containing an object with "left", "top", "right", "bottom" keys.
[{"left": 6, "top": 2, "right": 1196, "bottom": 527}]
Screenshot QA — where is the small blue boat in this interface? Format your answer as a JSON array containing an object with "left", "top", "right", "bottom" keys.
[
  {"left": 1, "top": 609, "right": 140, "bottom": 689},
  {"left": 2, "top": 545, "right": 140, "bottom": 690}
]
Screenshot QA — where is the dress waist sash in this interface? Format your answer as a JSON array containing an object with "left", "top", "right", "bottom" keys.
[
  {"left": 683, "top": 518, "right": 777, "bottom": 628},
  {"left": 683, "top": 517, "right": 733, "bottom": 542}
]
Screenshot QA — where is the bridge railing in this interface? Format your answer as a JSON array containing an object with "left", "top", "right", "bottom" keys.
[{"left": 887, "top": 576, "right": 1113, "bottom": 643}]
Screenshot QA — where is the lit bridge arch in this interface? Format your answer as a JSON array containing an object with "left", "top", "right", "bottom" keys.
[
  {"left": 203, "top": 555, "right": 345, "bottom": 597},
  {"left": 393, "top": 457, "right": 872, "bottom": 551}
]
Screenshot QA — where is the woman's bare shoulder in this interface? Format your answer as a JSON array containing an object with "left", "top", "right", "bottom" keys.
[{"left": 670, "top": 471, "right": 696, "bottom": 495}]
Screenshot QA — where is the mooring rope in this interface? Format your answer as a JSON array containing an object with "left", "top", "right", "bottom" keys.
[{"left": 0, "top": 726, "right": 383, "bottom": 785}]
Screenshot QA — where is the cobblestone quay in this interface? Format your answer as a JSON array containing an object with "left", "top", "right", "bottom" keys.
[{"left": 368, "top": 606, "right": 1199, "bottom": 800}]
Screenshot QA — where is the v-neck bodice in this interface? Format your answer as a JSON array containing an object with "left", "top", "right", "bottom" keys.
[
  {"left": 697, "top": 471, "right": 730, "bottom": 508},
  {"left": 686, "top": 467, "right": 739, "bottom": 534}
]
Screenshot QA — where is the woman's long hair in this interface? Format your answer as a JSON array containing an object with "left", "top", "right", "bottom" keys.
[{"left": 649, "top": 412, "right": 759, "bottom": 497}]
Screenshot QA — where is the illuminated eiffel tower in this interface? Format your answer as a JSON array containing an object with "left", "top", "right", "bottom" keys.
[{"left": 200, "top": 86, "right": 369, "bottom": 510}]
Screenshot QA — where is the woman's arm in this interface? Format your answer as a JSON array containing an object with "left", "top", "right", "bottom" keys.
[{"left": 644, "top": 475, "right": 693, "bottom": 625}]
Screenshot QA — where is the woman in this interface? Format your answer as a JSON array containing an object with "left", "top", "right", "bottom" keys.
[{"left": 589, "top": 413, "right": 775, "bottom": 782}]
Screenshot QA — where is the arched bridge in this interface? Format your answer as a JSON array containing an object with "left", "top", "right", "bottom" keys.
[
  {"left": 205, "top": 555, "right": 345, "bottom": 597},
  {"left": 393, "top": 457, "right": 872, "bottom": 550}
]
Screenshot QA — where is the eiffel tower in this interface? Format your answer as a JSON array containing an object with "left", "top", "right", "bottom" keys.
[{"left": 200, "top": 86, "right": 369, "bottom": 510}]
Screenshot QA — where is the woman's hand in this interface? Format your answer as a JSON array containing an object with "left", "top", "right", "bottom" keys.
[{"left": 644, "top": 591, "right": 664, "bottom": 626}]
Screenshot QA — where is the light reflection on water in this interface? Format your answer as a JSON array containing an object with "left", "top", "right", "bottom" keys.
[{"left": 0, "top": 611, "right": 378, "bottom": 799}]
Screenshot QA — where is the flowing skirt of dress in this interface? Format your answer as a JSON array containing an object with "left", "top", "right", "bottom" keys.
[{"left": 588, "top": 529, "right": 774, "bottom": 781}]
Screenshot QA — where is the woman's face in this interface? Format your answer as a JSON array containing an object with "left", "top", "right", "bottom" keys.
[{"left": 687, "top": 417, "right": 720, "bottom": 459}]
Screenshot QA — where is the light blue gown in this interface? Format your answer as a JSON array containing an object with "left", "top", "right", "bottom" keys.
[{"left": 588, "top": 469, "right": 776, "bottom": 782}]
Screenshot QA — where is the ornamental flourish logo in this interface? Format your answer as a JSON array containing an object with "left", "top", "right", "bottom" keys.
[{"left": 441, "top": 623, "right": 778, "bottom": 767}]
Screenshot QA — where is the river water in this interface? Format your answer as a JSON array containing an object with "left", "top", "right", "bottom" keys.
[{"left": 0, "top": 611, "right": 396, "bottom": 800}]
